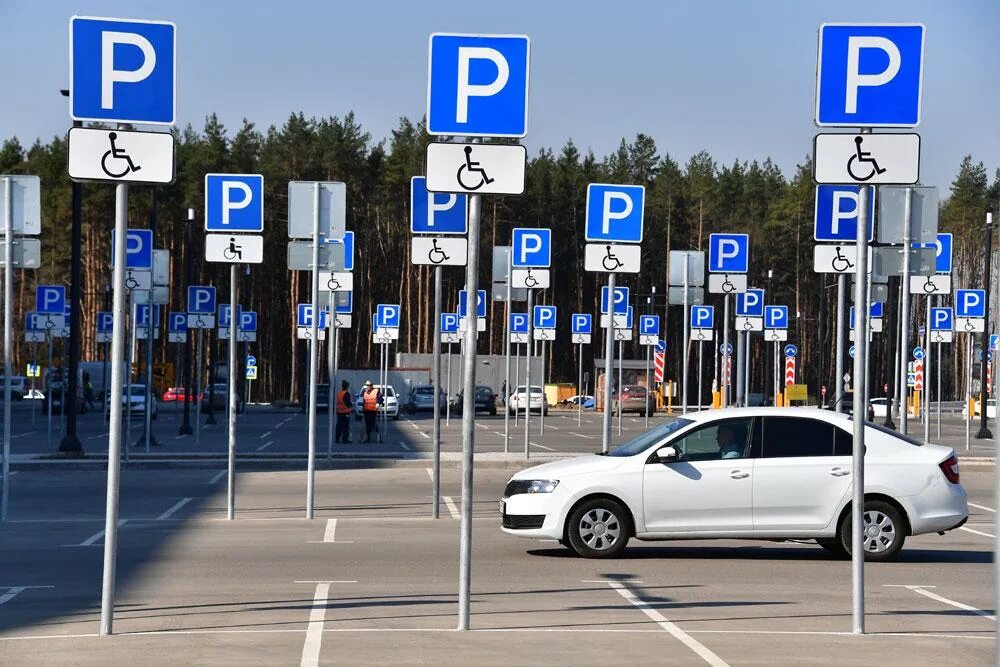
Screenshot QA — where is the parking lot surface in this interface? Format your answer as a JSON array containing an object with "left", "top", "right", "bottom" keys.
[{"left": 1, "top": 404, "right": 996, "bottom": 665}]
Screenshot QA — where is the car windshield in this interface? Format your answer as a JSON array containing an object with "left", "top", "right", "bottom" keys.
[
  {"left": 606, "top": 418, "right": 694, "bottom": 457},
  {"left": 475, "top": 387, "right": 492, "bottom": 397},
  {"left": 127, "top": 386, "right": 146, "bottom": 396},
  {"left": 414, "top": 387, "right": 433, "bottom": 395}
]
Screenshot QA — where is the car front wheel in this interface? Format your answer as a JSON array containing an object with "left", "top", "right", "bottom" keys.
[
  {"left": 566, "top": 498, "right": 631, "bottom": 558},
  {"left": 836, "top": 500, "right": 906, "bottom": 562}
]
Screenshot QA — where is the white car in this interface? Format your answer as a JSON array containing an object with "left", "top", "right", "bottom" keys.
[
  {"left": 869, "top": 397, "right": 888, "bottom": 418},
  {"left": 501, "top": 407, "right": 967, "bottom": 562},
  {"left": 962, "top": 399, "right": 996, "bottom": 418},
  {"left": 354, "top": 385, "right": 399, "bottom": 420},
  {"left": 508, "top": 385, "right": 548, "bottom": 415},
  {"left": 106, "top": 384, "right": 158, "bottom": 419}
]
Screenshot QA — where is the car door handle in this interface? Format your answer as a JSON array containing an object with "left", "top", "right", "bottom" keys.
[
  {"left": 830, "top": 468, "right": 851, "bottom": 477},
  {"left": 730, "top": 471, "right": 749, "bottom": 479}
]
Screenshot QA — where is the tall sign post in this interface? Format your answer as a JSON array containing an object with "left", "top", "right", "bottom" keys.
[
  {"left": 765, "top": 306, "right": 790, "bottom": 402},
  {"left": 425, "top": 32, "right": 530, "bottom": 630},
  {"left": 585, "top": 184, "right": 644, "bottom": 450},
  {"left": 411, "top": 177, "right": 466, "bottom": 517},
  {"left": 639, "top": 314, "right": 660, "bottom": 426},
  {"left": 323, "top": 232, "right": 355, "bottom": 461},
  {"left": 571, "top": 314, "right": 592, "bottom": 426},
  {"left": 205, "top": 173, "right": 264, "bottom": 521},
  {"left": 689, "top": 306, "right": 714, "bottom": 410},
  {"left": 512, "top": 228, "right": 552, "bottom": 445},
  {"left": 1, "top": 176, "right": 40, "bottom": 522},
  {"left": 708, "top": 233, "right": 749, "bottom": 408},
  {"left": 929, "top": 306, "right": 953, "bottom": 438},
  {"left": 186, "top": 287, "right": 216, "bottom": 447},
  {"left": 69, "top": 15, "right": 177, "bottom": 636},
  {"left": 532, "top": 304, "right": 557, "bottom": 442},
  {"left": 668, "top": 251, "right": 705, "bottom": 413},
  {"left": 288, "top": 181, "right": 346, "bottom": 518},
  {"left": 815, "top": 21, "right": 926, "bottom": 636}
]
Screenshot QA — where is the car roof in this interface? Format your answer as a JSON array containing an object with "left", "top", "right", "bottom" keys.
[{"left": 681, "top": 406, "right": 853, "bottom": 426}]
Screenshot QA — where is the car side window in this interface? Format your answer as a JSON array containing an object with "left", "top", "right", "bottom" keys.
[
  {"left": 833, "top": 427, "right": 853, "bottom": 456},
  {"left": 761, "top": 417, "right": 842, "bottom": 458},
  {"left": 670, "top": 418, "right": 753, "bottom": 462}
]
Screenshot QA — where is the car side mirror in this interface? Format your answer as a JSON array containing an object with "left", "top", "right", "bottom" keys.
[{"left": 655, "top": 445, "right": 678, "bottom": 462}]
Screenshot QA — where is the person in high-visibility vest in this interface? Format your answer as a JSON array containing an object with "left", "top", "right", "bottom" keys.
[
  {"left": 335, "top": 380, "right": 353, "bottom": 444},
  {"left": 361, "top": 380, "right": 383, "bottom": 443}
]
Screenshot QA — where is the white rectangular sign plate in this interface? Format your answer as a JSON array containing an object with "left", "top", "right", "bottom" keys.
[
  {"left": 68, "top": 127, "right": 176, "bottom": 184},
  {"left": 813, "top": 245, "right": 875, "bottom": 274},
  {"left": 332, "top": 313, "right": 352, "bottom": 329},
  {"left": 411, "top": 236, "right": 468, "bottom": 266},
  {"left": 611, "top": 328, "right": 633, "bottom": 341},
  {"left": 124, "top": 270, "right": 151, "bottom": 291},
  {"left": 297, "top": 326, "right": 326, "bottom": 340},
  {"left": 0, "top": 238, "right": 41, "bottom": 268},
  {"left": 533, "top": 328, "right": 555, "bottom": 341},
  {"left": 168, "top": 332, "right": 185, "bottom": 343},
  {"left": 442, "top": 332, "right": 463, "bottom": 344},
  {"left": 955, "top": 317, "right": 985, "bottom": 333},
  {"left": 813, "top": 133, "right": 920, "bottom": 185},
  {"left": 764, "top": 329, "right": 788, "bottom": 342},
  {"left": 25, "top": 331, "right": 47, "bottom": 343},
  {"left": 690, "top": 329, "right": 714, "bottom": 342},
  {"left": 425, "top": 143, "right": 526, "bottom": 195},
  {"left": 511, "top": 268, "right": 550, "bottom": 289},
  {"left": 572, "top": 333, "right": 592, "bottom": 344},
  {"left": 187, "top": 314, "right": 216, "bottom": 329},
  {"left": 640, "top": 334, "right": 659, "bottom": 345},
  {"left": 206, "top": 234, "right": 263, "bottom": 264},
  {"left": 600, "top": 314, "right": 629, "bottom": 329},
  {"left": 707, "top": 274, "right": 747, "bottom": 294},
  {"left": 735, "top": 316, "right": 763, "bottom": 332},
  {"left": 584, "top": 243, "right": 641, "bottom": 273},
  {"left": 95, "top": 332, "right": 112, "bottom": 344},
  {"left": 318, "top": 271, "right": 354, "bottom": 292},
  {"left": 459, "top": 317, "right": 486, "bottom": 333},
  {"left": 909, "top": 274, "right": 951, "bottom": 295},
  {"left": 509, "top": 332, "right": 529, "bottom": 344},
  {"left": 930, "top": 331, "right": 953, "bottom": 344}
]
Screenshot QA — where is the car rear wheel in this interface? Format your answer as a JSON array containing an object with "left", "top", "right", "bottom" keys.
[
  {"left": 566, "top": 498, "right": 631, "bottom": 558},
  {"left": 836, "top": 500, "right": 906, "bottom": 562}
]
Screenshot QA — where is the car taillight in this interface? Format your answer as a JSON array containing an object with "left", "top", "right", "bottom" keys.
[{"left": 939, "top": 455, "right": 960, "bottom": 484}]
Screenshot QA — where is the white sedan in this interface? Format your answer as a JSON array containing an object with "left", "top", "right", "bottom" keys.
[{"left": 501, "top": 407, "right": 967, "bottom": 562}]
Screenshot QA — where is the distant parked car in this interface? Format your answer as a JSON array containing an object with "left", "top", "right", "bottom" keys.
[
  {"left": 508, "top": 386, "right": 548, "bottom": 416},
  {"left": 613, "top": 385, "right": 655, "bottom": 416},
  {"left": 407, "top": 384, "right": 446, "bottom": 413},
  {"left": 963, "top": 399, "right": 996, "bottom": 418},
  {"left": 201, "top": 383, "right": 244, "bottom": 412},
  {"left": 452, "top": 385, "right": 498, "bottom": 415},
  {"left": 354, "top": 385, "right": 399, "bottom": 420},
  {"left": 106, "top": 384, "right": 158, "bottom": 420},
  {"left": 162, "top": 387, "right": 196, "bottom": 403},
  {"left": 870, "top": 397, "right": 889, "bottom": 418},
  {"left": 564, "top": 395, "right": 595, "bottom": 409},
  {"left": 0, "top": 376, "right": 27, "bottom": 400}
]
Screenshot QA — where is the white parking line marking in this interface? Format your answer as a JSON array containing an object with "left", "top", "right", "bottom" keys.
[
  {"left": 548, "top": 425, "right": 560, "bottom": 430},
  {"left": 960, "top": 526, "right": 996, "bottom": 538},
  {"left": 12, "top": 431, "right": 36, "bottom": 439},
  {"left": 276, "top": 416, "right": 295, "bottom": 429},
  {"left": 64, "top": 520, "right": 128, "bottom": 547},
  {"left": 426, "top": 468, "right": 434, "bottom": 481},
  {"left": 529, "top": 441, "right": 555, "bottom": 451},
  {"left": 8, "top": 471, "right": 16, "bottom": 477},
  {"left": 208, "top": 470, "right": 227, "bottom": 484},
  {"left": 969, "top": 502, "right": 996, "bottom": 513},
  {"left": 398, "top": 441, "right": 411, "bottom": 451},
  {"left": 300, "top": 582, "right": 330, "bottom": 667},
  {"left": 257, "top": 440, "right": 274, "bottom": 451},
  {"left": 885, "top": 585, "right": 996, "bottom": 621},
  {"left": 607, "top": 581, "right": 729, "bottom": 667},
  {"left": 88, "top": 432, "right": 109, "bottom": 440},
  {"left": 260, "top": 430, "right": 273, "bottom": 439},
  {"left": 570, "top": 432, "right": 595, "bottom": 439},
  {"left": 0, "top": 586, "right": 54, "bottom": 606},
  {"left": 306, "top": 519, "right": 355, "bottom": 544},
  {"left": 157, "top": 498, "right": 192, "bottom": 521},
  {"left": 172, "top": 435, "right": 185, "bottom": 440},
  {"left": 443, "top": 496, "right": 460, "bottom": 520}
]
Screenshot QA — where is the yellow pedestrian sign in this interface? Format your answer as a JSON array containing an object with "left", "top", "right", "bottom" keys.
[{"left": 246, "top": 366, "right": 258, "bottom": 381}]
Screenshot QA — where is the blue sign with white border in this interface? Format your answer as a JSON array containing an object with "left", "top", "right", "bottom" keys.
[
  {"left": 205, "top": 174, "right": 264, "bottom": 233},
  {"left": 736, "top": 289, "right": 765, "bottom": 317},
  {"left": 930, "top": 307, "right": 952, "bottom": 331},
  {"left": 36, "top": 286, "right": 66, "bottom": 314},
  {"left": 784, "top": 344, "right": 798, "bottom": 358},
  {"left": 511, "top": 228, "right": 551, "bottom": 268},
  {"left": 533, "top": 305, "right": 557, "bottom": 329},
  {"left": 600, "top": 286, "right": 630, "bottom": 314},
  {"left": 571, "top": 313, "right": 592, "bottom": 335},
  {"left": 913, "top": 346, "right": 924, "bottom": 360},
  {"left": 956, "top": 289, "right": 986, "bottom": 318},
  {"left": 297, "top": 304, "right": 327, "bottom": 328},
  {"left": 814, "top": 185, "right": 875, "bottom": 242},
  {"left": 441, "top": 312, "right": 460, "bottom": 334},
  {"left": 376, "top": 304, "right": 401, "bottom": 329},
  {"left": 913, "top": 232, "right": 953, "bottom": 274},
  {"left": 168, "top": 312, "right": 186, "bottom": 332},
  {"left": 70, "top": 16, "right": 176, "bottom": 125},
  {"left": 97, "top": 311, "right": 113, "bottom": 333},
  {"left": 410, "top": 176, "right": 467, "bottom": 234},
  {"left": 510, "top": 313, "right": 528, "bottom": 334},
  {"left": 458, "top": 290, "right": 487, "bottom": 319},
  {"left": 187, "top": 285, "right": 216, "bottom": 314},
  {"left": 111, "top": 228, "right": 154, "bottom": 269},
  {"left": 708, "top": 233, "right": 749, "bottom": 273},
  {"left": 691, "top": 305, "right": 714, "bottom": 329},
  {"left": 427, "top": 33, "right": 530, "bottom": 138},
  {"left": 765, "top": 305, "right": 789, "bottom": 329},
  {"left": 585, "top": 184, "right": 645, "bottom": 243},
  {"left": 136, "top": 304, "right": 160, "bottom": 328},
  {"left": 639, "top": 315, "right": 660, "bottom": 336},
  {"left": 815, "top": 23, "right": 925, "bottom": 127},
  {"left": 240, "top": 311, "right": 257, "bottom": 332}
]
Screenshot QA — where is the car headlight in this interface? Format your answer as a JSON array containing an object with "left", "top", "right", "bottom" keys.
[{"left": 504, "top": 479, "right": 560, "bottom": 496}]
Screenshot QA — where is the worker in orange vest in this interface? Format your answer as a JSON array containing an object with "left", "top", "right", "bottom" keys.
[
  {"left": 361, "top": 380, "right": 383, "bottom": 443},
  {"left": 335, "top": 380, "right": 353, "bottom": 444}
]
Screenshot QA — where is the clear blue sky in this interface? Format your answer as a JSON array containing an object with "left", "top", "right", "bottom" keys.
[{"left": 2, "top": 0, "right": 997, "bottom": 194}]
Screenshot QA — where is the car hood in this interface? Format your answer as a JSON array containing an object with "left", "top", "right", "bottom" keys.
[{"left": 510, "top": 453, "right": 625, "bottom": 480}]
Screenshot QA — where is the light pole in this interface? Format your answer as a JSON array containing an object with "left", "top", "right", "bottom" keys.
[
  {"left": 179, "top": 208, "right": 195, "bottom": 435},
  {"left": 976, "top": 212, "right": 994, "bottom": 440}
]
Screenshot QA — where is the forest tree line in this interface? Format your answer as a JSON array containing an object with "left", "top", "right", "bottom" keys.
[{"left": 1, "top": 113, "right": 998, "bottom": 403}]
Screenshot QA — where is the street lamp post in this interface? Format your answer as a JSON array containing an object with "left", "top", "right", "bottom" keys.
[
  {"left": 976, "top": 212, "right": 994, "bottom": 440},
  {"left": 179, "top": 209, "right": 195, "bottom": 435}
]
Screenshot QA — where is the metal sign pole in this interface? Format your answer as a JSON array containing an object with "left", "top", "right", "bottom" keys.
[
  {"left": 617, "top": 339, "right": 623, "bottom": 435},
  {"left": 645, "top": 343, "right": 651, "bottom": 427},
  {"left": 306, "top": 183, "right": 320, "bottom": 519},
  {"left": 327, "top": 291, "right": 335, "bottom": 459},
  {"left": 513, "top": 341, "right": 520, "bottom": 426},
  {"left": 457, "top": 185, "right": 481, "bottom": 631},
  {"left": 102, "top": 340, "right": 109, "bottom": 423},
  {"left": 601, "top": 273, "right": 615, "bottom": 453},
  {"left": 503, "top": 260, "right": 512, "bottom": 452},
  {"left": 697, "top": 340, "right": 703, "bottom": 411},
  {"left": 745, "top": 331, "right": 751, "bottom": 403},
  {"left": 100, "top": 181, "right": 129, "bottom": 636},
  {"left": 126, "top": 304, "right": 134, "bottom": 461},
  {"left": 331, "top": 322, "right": 339, "bottom": 458},
  {"left": 835, "top": 274, "right": 846, "bottom": 412},
  {"left": 936, "top": 337, "right": 942, "bottom": 439},
  {"left": 432, "top": 265, "right": 442, "bottom": 518},
  {"left": 722, "top": 294, "right": 730, "bottom": 407},
  {"left": 579, "top": 342, "right": 584, "bottom": 426},
  {"left": 851, "top": 161, "right": 871, "bottom": 636},
  {"left": 1, "top": 177, "right": 11, "bottom": 521},
  {"left": 524, "top": 288, "right": 533, "bottom": 459},
  {"left": 925, "top": 303, "right": 931, "bottom": 443},
  {"left": 144, "top": 298, "right": 153, "bottom": 453},
  {"left": 226, "top": 265, "right": 239, "bottom": 520},
  {"left": 682, "top": 254, "right": 690, "bottom": 414},
  {"left": 898, "top": 187, "right": 913, "bottom": 434},
  {"left": 47, "top": 335, "right": 53, "bottom": 448},
  {"left": 195, "top": 332, "right": 203, "bottom": 445},
  {"left": 966, "top": 333, "right": 972, "bottom": 452},
  {"left": 446, "top": 343, "right": 452, "bottom": 426}
]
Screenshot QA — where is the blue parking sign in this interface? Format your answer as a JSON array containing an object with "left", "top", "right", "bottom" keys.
[
  {"left": 458, "top": 290, "right": 487, "bottom": 319},
  {"left": 585, "top": 184, "right": 645, "bottom": 243},
  {"left": 600, "top": 286, "right": 629, "bottom": 314},
  {"left": 376, "top": 304, "right": 401, "bottom": 329},
  {"left": 334, "top": 292, "right": 353, "bottom": 314},
  {"left": 639, "top": 315, "right": 660, "bottom": 336},
  {"left": 511, "top": 228, "right": 552, "bottom": 268},
  {"left": 70, "top": 16, "right": 176, "bottom": 125},
  {"left": 36, "top": 286, "right": 66, "bottom": 314},
  {"left": 240, "top": 311, "right": 258, "bottom": 332},
  {"left": 814, "top": 185, "right": 875, "bottom": 242},
  {"left": 111, "top": 228, "right": 154, "bottom": 269},
  {"left": 136, "top": 304, "right": 160, "bottom": 328},
  {"left": 205, "top": 174, "right": 264, "bottom": 232},
  {"left": 219, "top": 304, "right": 242, "bottom": 328},
  {"left": 297, "top": 304, "right": 327, "bottom": 328},
  {"left": 691, "top": 306, "right": 714, "bottom": 329},
  {"left": 930, "top": 307, "right": 952, "bottom": 331},
  {"left": 956, "top": 290, "right": 986, "bottom": 318},
  {"left": 187, "top": 286, "right": 216, "bottom": 314},
  {"left": 708, "top": 233, "right": 749, "bottom": 273},
  {"left": 533, "top": 305, "right": 557, "bottom": 329},
  {"left": 97, "top": 312, "right": 114, "bottom": 333},
  {"left": 168, "top": 312, "right": 187, "bottom": 332},
  {"left": 410, "top": 176, "right": 467, "bottom": 234},
  {"left": 571, "top": 314, "right": 592, "bottom": 335},
  {"left": 765, "top": 305, "right": 789, "bottom": 329},
  {"left": 816, "top": 23, "right": 925, "bottom": 127},
  {"left": 441, "top": 312, "right": 460, "bottom": 333},
  {"left": 427, "top": 33, "right": 530, "bottom": 138},
  {"left": 736, "top": 290, "right": 765, "bottom": 317},
  {"left": 510, "top": 313, "right": 529, "bottom": 334}
]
